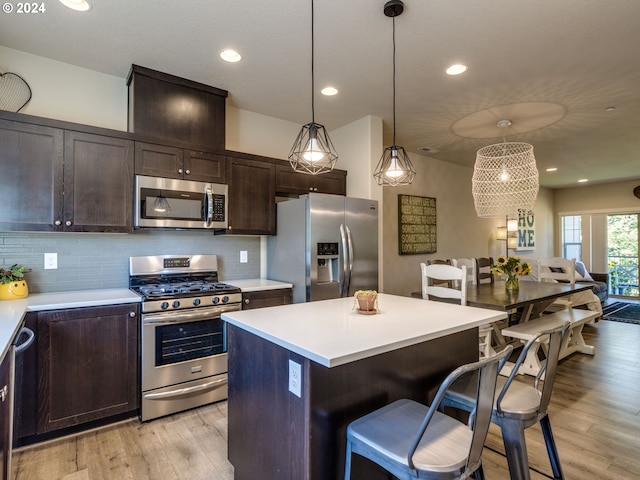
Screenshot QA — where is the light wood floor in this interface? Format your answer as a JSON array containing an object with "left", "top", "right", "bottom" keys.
[{"left": 12, "top": 318, "right": 640, "bottom": 480}]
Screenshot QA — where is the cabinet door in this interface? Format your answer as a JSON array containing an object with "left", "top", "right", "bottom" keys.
[
  {"left": 64, "top": 131, "right": 134, "bottom": 232},
  {"left": 275, "top": 164, "right": 346, "bottom": 196},
  {"left": 0, "top": 347, "right": 11, "bottom": 480},
  {"left": 227, "top": 156, "right": 276, "bottom": 235},
  {"left": 185, "top": 150, "right": 226, "bottom": 183},
  {"left": 0, "top": 119, "right": 64, "bottom": 231},
  {"left": 242, "top": 289, "right": 293, "bottom": 310},
  {"left": 134, "top": 142, "right": 184, "bottom": 179},
  {"left": 37, "top": 304, "right": 139, "bottom": 434}
]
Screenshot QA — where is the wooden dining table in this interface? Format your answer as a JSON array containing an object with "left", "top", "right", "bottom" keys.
[{"left": 465, "top": 279, "right": 592, "bottom": 322}]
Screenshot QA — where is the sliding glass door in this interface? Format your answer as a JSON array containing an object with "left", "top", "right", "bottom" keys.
[{"left": 607, "top": 214, "right": 639, "bottom": 298}]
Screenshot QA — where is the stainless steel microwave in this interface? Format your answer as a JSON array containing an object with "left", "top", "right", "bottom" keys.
[{"left": 134, "top": 175, "right": 228, "bottom": 230}]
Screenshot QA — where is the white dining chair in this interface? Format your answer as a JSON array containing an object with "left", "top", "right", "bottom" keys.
[
  {"left": 538, "top": 257, "right": 576, "bottom": 311},
  {"left": 420, "top": 263, "right": 467, "bottom": 305},
  {"left": 452, "top": 258, "right": 476, "bottom": 285}
]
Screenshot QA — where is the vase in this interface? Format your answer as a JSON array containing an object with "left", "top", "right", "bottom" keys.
[
  {"left": 0, "top": 280, "right": 29, "bottom": 300},
  {"left": 505, "top": 275, "right": 519, "bottom": 291},
  {"left": 356, "top": 294, "right": 378, "bottom": 314}
]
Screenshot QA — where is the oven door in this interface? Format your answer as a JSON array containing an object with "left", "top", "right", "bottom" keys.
[{"left": 141, "top": 305, "right": 238, "bottom": 421}]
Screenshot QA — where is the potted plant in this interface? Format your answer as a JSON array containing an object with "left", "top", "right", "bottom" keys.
[
  {"left": 353, "top": 290, "right": 379, "bottom": 314},
  {"left": 0, "top": 264, "right": 30, "bottom": 300}
]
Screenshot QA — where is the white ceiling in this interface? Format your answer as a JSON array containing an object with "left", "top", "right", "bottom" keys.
[{"left": 1, "top": 0, "right": 639, "bottom": 188}]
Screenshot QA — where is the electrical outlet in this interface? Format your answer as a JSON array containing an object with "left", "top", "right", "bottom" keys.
[
  {"left": 240, "top": 250, "right": 248, "bottom": 263},
  {"left": 44, "top": 252, "right": 58, "bottom": 270},
  {"left": 288, "top": 360, "right": 302, "bottom": 397}
]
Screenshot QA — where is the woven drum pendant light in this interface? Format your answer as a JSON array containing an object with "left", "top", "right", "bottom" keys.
[
  {"left": 472, "top": 119, "right": 539, "bottom": 218},
  {"left": 373, "top": 0, "right": 416, "bottom": 186},
  {"left": 288, "top": 0, "right": 338, "bottom": 175}
]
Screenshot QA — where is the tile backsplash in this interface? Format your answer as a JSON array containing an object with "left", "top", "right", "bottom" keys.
[{"left": 0, "top": 230, "right": 260, "bottom": 293}]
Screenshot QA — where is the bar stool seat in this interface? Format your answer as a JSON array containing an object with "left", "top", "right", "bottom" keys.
[{"left": 344, "top": 346, "right": 512, "bottom": 480}]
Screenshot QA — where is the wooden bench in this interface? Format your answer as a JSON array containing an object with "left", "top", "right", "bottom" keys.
[{"left": 501, "top": 308, "right": 599, "bottom": 376}]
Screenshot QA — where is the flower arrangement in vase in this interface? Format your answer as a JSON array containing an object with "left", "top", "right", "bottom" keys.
[
  {"left": 491, "top": 256, "right": 531, "bottom": 290},
  {"left": 353, "top": 290, "right": 379, "bottom": 314},
  {"left": 0, "top": 264, "right": 30, "bottom": 300}
]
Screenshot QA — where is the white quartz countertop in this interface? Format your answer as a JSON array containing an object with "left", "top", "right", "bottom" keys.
[
  {"left": 227, "top": 278, "right": 293, "bottom": 292},
  {"left": 222, "top": 293, "right": 507, "bottom": 368},
  {"left": 0, "top": 288, "right": 141, "bottom": 362}
]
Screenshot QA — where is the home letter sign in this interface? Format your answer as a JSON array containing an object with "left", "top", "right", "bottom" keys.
[{"left": 516, "top": 209, "right": 535, "bottom": 251}]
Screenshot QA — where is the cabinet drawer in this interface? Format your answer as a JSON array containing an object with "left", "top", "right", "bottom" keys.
[{"left": 242, "top": 289, "right": 293, "bottom": 310}]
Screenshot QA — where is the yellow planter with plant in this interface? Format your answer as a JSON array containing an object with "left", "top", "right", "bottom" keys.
[{"left": 0, "top": 264, "right": 29, "bottom": 300}]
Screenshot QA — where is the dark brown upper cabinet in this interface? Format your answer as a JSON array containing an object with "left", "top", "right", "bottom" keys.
[
  {"left": 0, "top": 117, "right": 134, "bottom": 233},
  {"left": 135, "top": 142, "right": 226, "bottom": 184},
  {"left": 63, "top": 131, "right": 134, "bottom": 232},
  {"left": 225, "top": 153, "right": 276, "bottom": 235},
  {"left": 0, "top": 119, "right": 64, "bottom": 231},
  {"left": 275, "top": 163, "right": 347, "bottom": 197},
  {"left": 127, "top": 65, "right": 228, "bottom": 152}
]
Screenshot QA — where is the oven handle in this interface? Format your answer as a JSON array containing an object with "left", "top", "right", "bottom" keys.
[
  {"left": 142, "top": 305, "right": 240, "bottom": 325},
  {"left": 143, "top": 376, "right": 228, "bottom": 400}
]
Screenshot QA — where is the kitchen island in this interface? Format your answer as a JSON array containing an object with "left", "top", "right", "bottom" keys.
[{"left": 222, "top": 293, "right": 507, "bottom": 480}]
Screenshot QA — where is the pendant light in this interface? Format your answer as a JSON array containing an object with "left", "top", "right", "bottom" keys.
[
  {"left": 373, "top": 0, "right": 416, "bottom": 186},
  {"left": 472, "top": 119, "right": 539, "bottom": 218},
  {"left": 288, "top": 0, "right": 338, "bottom": 175}
]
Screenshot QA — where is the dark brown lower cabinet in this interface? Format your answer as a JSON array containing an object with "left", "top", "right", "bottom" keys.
[
  {"left": 0, "top": 345, "right": 11, "bottom": 480},
  {"left": 37, "top": 304, "right": 139, "bottom": 433},
  {"left": 242, "top": 288, "right": 293, "bottom": 310}
]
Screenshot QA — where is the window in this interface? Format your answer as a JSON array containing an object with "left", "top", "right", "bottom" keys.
[{"left": 562, "top": 215, "right": 582, "bottom": 260}]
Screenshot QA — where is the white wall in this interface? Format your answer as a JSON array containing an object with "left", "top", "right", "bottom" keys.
[
  {"left": 0, "top": 45, "right": 127, "bottom": 131},
  {"left": 225, "top": 106, "right": 298, "bottom": 160}
]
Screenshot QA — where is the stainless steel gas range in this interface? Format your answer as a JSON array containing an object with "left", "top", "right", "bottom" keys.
[{"left": 129, "top": 254, "right": 241, "bottom": 422}]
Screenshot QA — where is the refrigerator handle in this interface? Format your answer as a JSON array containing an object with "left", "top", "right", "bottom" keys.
[
  {"left": 345, "top": 224, "right": 354, "bottom": 296},
  {"left": 339, "top": 224, "right": 349, "bottom": 297}
]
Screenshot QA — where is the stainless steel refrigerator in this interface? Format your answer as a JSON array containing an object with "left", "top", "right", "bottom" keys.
[{"left": 267, "top": 193, "right": 378, "bottom": 303}]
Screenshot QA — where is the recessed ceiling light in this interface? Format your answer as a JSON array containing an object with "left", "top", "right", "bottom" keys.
[
  {"left": 578, "top": 179, "right": 589, "bottom": 183},
  {"left": 59, "top": 0, "right": 91, "bottom": 11},
  {"left": 321, "top": 87, "right": 338, "bottom": 96},
  {"left": 220, "top": 49, "right": 242, "bottom": 63},
  {"left": 446, "top": 64, "right": 467, "bottom": 75},
  {"left": 546, "top": 167, "right": 558, "bottom": 172},
  {"left": 605, "top": 106, "right": 616, "bottom": 112}
]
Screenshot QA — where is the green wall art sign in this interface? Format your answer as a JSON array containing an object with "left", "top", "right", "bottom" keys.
[{"left": 398, "top": 194, "right": 437, "bottom": 255}]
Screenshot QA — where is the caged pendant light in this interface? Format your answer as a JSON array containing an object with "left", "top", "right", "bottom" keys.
[
  {"left": 472, "top": 119, "right": 539, "bottom": 218},
  {"left": 373, "top": 0, "right": 416, "bottom": 187},
  {"left": 288, "top": 0, "right": 338, "bottom": 175}
]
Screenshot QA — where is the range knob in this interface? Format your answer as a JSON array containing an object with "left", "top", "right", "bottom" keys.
[
  {"left": 161, "top": 302, "right": 169, "bottom": 310},
  {"left": 222, "top": 295, "right": 229, "bottom": 303},
  {"left": 172, "top": 300, "right": 180, "bottom": 309},
  {"left": 193, "top": 298, "right": 201, "bottom": 306},
  {"left": 213, "top": 297, "right": 220, "bottom": 304}
]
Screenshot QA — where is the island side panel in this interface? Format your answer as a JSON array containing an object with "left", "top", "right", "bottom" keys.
[
  {"left": 228, "top": 322, "right": 478, "bottom": 480},
  {"left": 227, "top": 324, "right": 310, "bottom": 480},
  {"left": 309, "top": 327, "right": 478, "bottom": 479}
]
